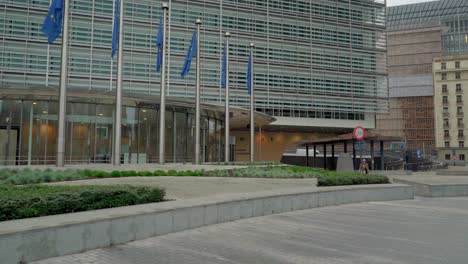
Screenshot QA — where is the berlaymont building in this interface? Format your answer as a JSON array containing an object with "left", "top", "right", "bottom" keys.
[{"left": 0, "top": 0, "right": 387, "bottom": 165}]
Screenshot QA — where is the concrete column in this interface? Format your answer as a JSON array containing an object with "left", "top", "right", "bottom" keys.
[{"left": 306, "top": 144, "right": 309, "bottom": 167}]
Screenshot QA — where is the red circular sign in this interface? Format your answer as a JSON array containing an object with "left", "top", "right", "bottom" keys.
[{"left": 353, "top": 126, "right": 366, "bottom": 141}]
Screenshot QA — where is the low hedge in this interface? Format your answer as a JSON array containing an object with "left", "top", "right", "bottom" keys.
[
  {"left": 0, "top": 166, "right": 389, "bottom": 187},
  {"left": 0, "top": 185, "right": 165, "bottom": 221}
]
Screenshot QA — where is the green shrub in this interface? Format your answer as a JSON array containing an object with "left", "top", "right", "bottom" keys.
[
  {"left": 0, "top": 185, "right": 165, "bottom": 221},
  {"left": 138, "top": 171, "right": 153, "bottom": 177},
  {"left": 153, "top": 170, "right": 165, "bottom": 176},
  {"left": 110, "top": 171, "right": 122, "bottom": 177}
]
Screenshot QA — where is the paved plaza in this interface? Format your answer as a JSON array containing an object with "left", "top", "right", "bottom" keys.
[
  {"left": 47, "top": 176, "right": 318, "bottom": 200},
  {"left": 33, "top": 197, "right": 468, "bottom": 264}
]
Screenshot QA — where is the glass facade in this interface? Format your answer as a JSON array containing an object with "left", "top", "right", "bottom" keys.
[
  {"left": 0, "top": 0, "right": 387, "bottom": 164},
  {"left": 0, "top": 91, "right": 226, "bottom": 165},
  {"left": 1, "top": 0, "right": 387, "bottom": 119}
]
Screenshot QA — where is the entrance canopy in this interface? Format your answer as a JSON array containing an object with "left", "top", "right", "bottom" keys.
[{"left": 292, "top": 131, "right": 403, "bottom": 171}]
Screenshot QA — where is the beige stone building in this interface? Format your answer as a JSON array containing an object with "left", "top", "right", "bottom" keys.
[{"left": 434, "top": 55, "right": 468, "bottom": 161}]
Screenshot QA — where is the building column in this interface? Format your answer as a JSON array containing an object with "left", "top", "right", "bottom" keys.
[
  {"left": 344, "top": 141, "right": 347, "bottom": 153},
  {"left": 306, "top": 144, "right": 309, "bottom": 167},
  {"left": 370, "top": 140, "right": 375, "bottom": 170}
]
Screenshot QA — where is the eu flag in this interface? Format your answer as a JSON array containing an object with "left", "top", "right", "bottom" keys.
[
  {"left": 246, "top": 54, "right": 252, "bottom": 95},
  {"left": 111, "top": 0, "right": 120, "bottom": 58},
  {"left": 181, "top": 31, "right": 197, "bottom": 78},
  {"left": 41, "top": 0, "right": 64, "bottom": 44},
  {"left": 156, "top": 17, "right": 164, "bottom": 72},
  {"left": 221, "top": 46, "right": 227, "bottom": 88}
]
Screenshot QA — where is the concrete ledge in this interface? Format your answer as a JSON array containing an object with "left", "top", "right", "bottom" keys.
[
  {"left": 0, "top": 184, "right": 413, "bottom": 264},
  {"left": 394, "top": 178, "right": 468, "bottom": 197},
  {"left": 436, "top": 170, "right": 468, "bottom": 176}
]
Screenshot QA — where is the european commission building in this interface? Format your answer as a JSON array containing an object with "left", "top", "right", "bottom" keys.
[{"left": 0, "top": 0, "right": 387, "bottom": 165}]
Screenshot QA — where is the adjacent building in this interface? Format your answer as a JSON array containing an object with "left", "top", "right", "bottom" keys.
[
  {"left": 0, "top": 0, "right": 387, "bottom": 165},
  {"left": 376, "top": 0, "right": 468, "bottom": 156},
  {"left": 434, "top": 55, "right": 468, "bottom": 161}
]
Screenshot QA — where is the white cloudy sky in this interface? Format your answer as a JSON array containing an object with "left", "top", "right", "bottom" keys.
[{"left": 387, "top": 0, "right": 436, "bottom": 6}]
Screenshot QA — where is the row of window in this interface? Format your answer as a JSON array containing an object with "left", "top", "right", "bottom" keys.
[
  {"left": 442, "top": 95, "right": 463, "bottom": 104},
  {"left": 445, "top": 154, "right": 466, "bottom": 161},
  {"left": 441, "top": 72, "right": 462, "bottom": 80},
  {"left": 444, "top": 141, "right": 466, "bottom": 148},
  {"left": 441, "top": 61, "right": 461, "bottom": 70},
  {"left": 441, "top": 83, "right": 463, "bottom": 93},
  {"left": 443, "top": 130, "right": 465, "bottom": 137}
]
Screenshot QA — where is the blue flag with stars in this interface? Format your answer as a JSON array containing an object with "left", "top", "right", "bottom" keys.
[
  {"left": 246, "top": 53, "right": 252, "bottom": 95},
  {"left": 156, "top": 17, "right": 164, "bottom": 72},
  {"left": 221, "top": 45, "right": 227, "bottom": 88},
  {"left": 181, "top": 31, "right": 197, "bottom": 78},
  {"left": 41, "top": 0, "right": 64, "bottom": 44},
  {"left": 111, "top": 0, "right": 120, "bottom": 59}
]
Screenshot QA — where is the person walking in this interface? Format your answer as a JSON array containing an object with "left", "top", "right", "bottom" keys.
[{"left": 359, "top": 159, "right": 370, "bottom": 174}]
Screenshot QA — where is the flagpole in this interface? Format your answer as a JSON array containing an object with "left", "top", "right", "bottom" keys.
[
  {"left": 56, "top": 0, "right": 70, "bottom": 167},
  {"left": 113, "top": 0, "right": 124, "bottom": 166},
  {"left": 249, "top": 42, "right": 255, "bottom": 163},
  {"left": 159, "top": 2, "right": 169, "bottom": 165},
  {"left": 195, "top": 19, "right": 202, "bottom": 164},
  {"left": 224, "top": 32, "right": 230, "bottom": 162}
]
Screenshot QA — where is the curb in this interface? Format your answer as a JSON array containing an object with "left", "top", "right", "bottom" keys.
[
  {"left": 0, "top": 184, "right": 413, "bottom": 263},
  {"left": 393, "top": 178, "right": 468, "bottom": 197}
]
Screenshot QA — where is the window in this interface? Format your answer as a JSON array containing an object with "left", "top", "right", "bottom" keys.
[
  {"left": 444, "top": 119, "right": 450, "bottom": 126},
  {"left": 445, "top": 130, "right": 450, "bottom": 137},
  {"left": 456, "top": 72, "right": 461, "bottom": 79},
  {"left": 441, "top": 62, "right": 446, "bottom": 69},
  {"left": 458, "top": 118, "right": 464, "bottom": 125},
  {"left": 458, "top": 107, "right": 463, "bottom": 114},
  {"left": 460, "top": 154, "right": 466, "bottom": 161},
  {"left": 445, "top": 154, "right": 451, "bottom": 160},
  {"left": 457, "top": 95, "right": 463, "bottom": 103},
  {"left": 443, "top": 96, "right": 448, "bottom": 103},
  {"left": 455, "top": 61, "right": 460, "bottom": 69},
  {"left": 456, "top": 84, "right": 462, "bottom": 91},
  {"left": 442, "top": 73, "right": 447, "bottom": 80},
  {"left": 459, "top": 130, "right": 464, "bottom": 137},
  {"left": 442, "top": 85, "right": 448, "bottom": 93},
  {"left": 460, "top": 142, "right": 465, "bottom": 148},
  {"left": 445, "top": 141, "right": 450, "bottom": 148}
]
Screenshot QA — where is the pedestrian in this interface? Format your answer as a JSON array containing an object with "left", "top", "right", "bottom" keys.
[{"left": 359, "top": 159, "right": 370, "bottom": 174}]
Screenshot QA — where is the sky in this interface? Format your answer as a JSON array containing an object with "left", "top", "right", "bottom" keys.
[{"left": 387, "top": 0, "right": 436, "bottom": 7}]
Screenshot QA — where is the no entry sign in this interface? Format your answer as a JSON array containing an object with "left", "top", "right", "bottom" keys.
[{"left": 353, "top": 126, "right": 366, "bottom": 141}]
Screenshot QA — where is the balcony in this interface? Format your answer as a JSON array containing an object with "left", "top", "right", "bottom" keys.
[
  {"left": 444, "top": 123, "right": 450, "bottom": 129},
  {"left": 457, "top": 111, "right": 464, "bottom": 117},
  {"left": 458, "top": 122, "right": 465, "bottom": 128},
  {"left": 443, "top": 111, "right": 450, "bottom": 118},
  {"left": 457, "top": 101, "right": 464, "bottom": 106},
  {"left": 443, "top": 101, "right": 449, "bottom": 106},
  {"left": 456, "top": 89, "right": 463, "bottom": 94},
  {"left": 459, "top": 135, "right": 465, "bottom": 140},
  {"left": 444, "top": 134, "right": 451, "bottom": 140},
  {"left": 442, "top": 89, "right": 448, "bottom": 95}
]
